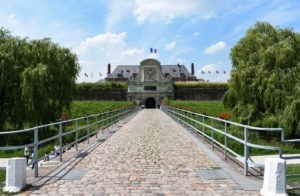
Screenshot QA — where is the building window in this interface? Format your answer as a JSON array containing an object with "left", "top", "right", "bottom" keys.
[{"left": 144, "top": 86, "right": 157, "bottom": 91}]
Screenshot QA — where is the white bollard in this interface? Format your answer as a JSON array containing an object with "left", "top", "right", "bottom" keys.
[
  {"left": 4, "top": 158, "right": 27, "bottom": 193},
  {"left": 260, "top": 158, "right": 287, "bottom": 196}
]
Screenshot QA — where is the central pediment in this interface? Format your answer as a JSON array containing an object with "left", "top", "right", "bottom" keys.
[{"left": 127, "top": 58, "right": 174, "bottom": 108}]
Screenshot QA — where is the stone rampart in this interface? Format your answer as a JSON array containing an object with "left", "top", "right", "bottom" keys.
[{"left": 75, "top": 88, "right": 227, "bottom": 101}]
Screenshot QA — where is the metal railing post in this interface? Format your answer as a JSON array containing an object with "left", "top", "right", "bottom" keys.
[
  {"left": 202, "top": 116, "right": 205, "bottom": 133},
  {"left": 87, "top": 116, "right": 90, "bottom": 144},
  {"left": 34, "top": 128, "right": 39, "bottom": 177},
  {"left": 101, "top": 113, "right": 104, "bottom": 134},
  {"left": 224, "top": 123, "right": 228, "bottom": 160},
  {"left": 106, "top": 112, "right": 109, "bottom": 131},
  {"left": 95, "top": 116, "right": 98, "bottom": 138},
  {"left": 244, "top": 127, "right": 249, "bottom": 176},
  {"left": 196, "top": 114, "right": 198, "bottom": 130},
  {"left": 75, "top": 120, "right": 78, "bottom": 151},
  {"left": 59, "top": 123, "right": 63, "bottom": 162},
  {"left": 211, "top": 119, "right": 214, "bottom": 150}
]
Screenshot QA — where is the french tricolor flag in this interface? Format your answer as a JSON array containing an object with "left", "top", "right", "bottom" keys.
[{"left": 150, "top": 48, "right": 157, "bottom": 53}]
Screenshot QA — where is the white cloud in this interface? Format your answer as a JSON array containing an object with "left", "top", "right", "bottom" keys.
[
  {"left": 165, "top": 41, "right": 176, "bottom": 50},
  {"left": 133, "top": 0, "right": 219, "bottom": 24},
  {"left": 121, "top": 49, "right": 144, "bottom": 56},
  {"left": 8, "top": 14, "right": 18, "bottom": 25},
  {"left": 197, "top": 62, "right": 230, "bottom": 82},
  {"left": 77, "top": 32, "right": 127, "bottom": 54},
  {"left": 260, "top": 4, "right": 300, "bottom": 28},
  {"left": 204, "top": 41, "right": 226, "bottom": 55},
  {"left": 146, "top": 53, "right": 159, "bottom": 59},
  {"left": 198, "top": 64, "right": 216, "bottom": 73},
  {"left": 175, "top": 58, "right": 185, "bottom": 64},
  {"left": 75, "top": 32, "right": 146, "bottom": 82},
  {"left": 105, "top": 0, "right": 135, "bottom": 31},
  {"left": 193, "top": 32, "right": 201, "bottom": 38}
]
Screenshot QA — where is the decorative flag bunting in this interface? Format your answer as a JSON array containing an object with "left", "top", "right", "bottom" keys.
[
  {"left": 199, "top": 70, "right": 227, "bottom": 74},
  {"left": 150, "top": 48, "right": 157, "bottom": 53}
]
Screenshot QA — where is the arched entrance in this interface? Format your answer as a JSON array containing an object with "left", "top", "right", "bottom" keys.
[{"left": 145, "top": 97, "right": 156, "bottom": 108}]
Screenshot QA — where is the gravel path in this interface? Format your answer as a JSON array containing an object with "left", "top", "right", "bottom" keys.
[{"left": 23, "top": 109, "right": 259, "bottom": 195}]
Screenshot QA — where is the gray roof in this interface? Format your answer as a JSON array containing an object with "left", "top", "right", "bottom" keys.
[{"left": 108, "top": 65, "right": 194, "bottom": 78}]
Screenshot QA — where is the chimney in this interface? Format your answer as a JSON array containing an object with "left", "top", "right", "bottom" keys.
[
  {"left": 107, "top": 63, "right": 111, "bottom": 75},
  {"left": 191, "top": 63, "right": 195, "bottom": 75}
]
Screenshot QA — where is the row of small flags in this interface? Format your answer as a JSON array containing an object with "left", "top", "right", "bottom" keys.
[
  {"left": 200, "top": 70, "right": 227, "bottom": 74},
  {"left": 84, "top": 72, "right": 103, "bottom": 78},
  {"left": 84, "top": 70, "right": 227, "bottom": 77}
]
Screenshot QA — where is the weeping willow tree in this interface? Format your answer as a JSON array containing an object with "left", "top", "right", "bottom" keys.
[
  {"left": 223, "top": 22, "right": 300, "bottom": 138},
  {"left": 0, "top": 28, "right": 80, "bottom": 130}
]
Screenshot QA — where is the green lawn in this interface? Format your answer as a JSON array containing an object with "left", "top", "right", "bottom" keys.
[
  {"left": 1, "top": 100, "right": 300, "bottom": 188},
  {"left": 168, "top": 100, "right": 231, "bottom": 117},
  {"left": 70, "top": 100, "right": 134, "bottom": 118},
  {"left": 0, "top": 170, "right": 5, "bottom": 193}
]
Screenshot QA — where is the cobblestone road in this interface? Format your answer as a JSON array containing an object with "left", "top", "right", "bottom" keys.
[{"left": 23, "top": 109, "right": 259, "bottom": 195}]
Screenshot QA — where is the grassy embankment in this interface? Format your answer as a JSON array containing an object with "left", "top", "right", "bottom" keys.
[
  {"left": 168, "top": 100, "right": 300, "bottom": 183},
  {"left": 1, "top": 100, "right": 299, "bottom": 184},
  {"left": 0, "top": 100, "right": 134, "bottom": 185}
]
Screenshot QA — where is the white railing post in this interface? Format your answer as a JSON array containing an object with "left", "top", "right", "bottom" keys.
[
  {"left": 260, "top": 158, "right": 287, "bottom": 196},
  {"left": 4, "top": 158, "right": 27, "bottom": 193}
]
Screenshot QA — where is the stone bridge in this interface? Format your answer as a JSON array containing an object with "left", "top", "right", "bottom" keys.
[{"left": 23, "top": 109, "right": 261, "bottom": 195}]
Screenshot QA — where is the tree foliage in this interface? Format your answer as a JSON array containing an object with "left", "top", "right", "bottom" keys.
[
  {"left": 0, "top": 28, "right": 80, "bottom": 130},
  {"left": 223, "top": 22, "right": 300, "bottom": 137}
]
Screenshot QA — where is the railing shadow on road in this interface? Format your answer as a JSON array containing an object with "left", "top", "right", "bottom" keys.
[
  {"left": 161, "top": 105, "right": 300, "bottom": 180},
  {"left": 0, "top": 106, "right": 139, "bottom": 178}
]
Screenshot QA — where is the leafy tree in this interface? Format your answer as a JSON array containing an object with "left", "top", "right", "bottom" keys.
[
  {"left": 0, "top": 28, "right": 80, "bottom": 130},
  {"left": 223, "top": 22, "right": 300, "bottom": 138}
]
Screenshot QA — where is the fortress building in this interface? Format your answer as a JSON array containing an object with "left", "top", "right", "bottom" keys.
[
  {"left": 105, "top": 59, "right": 196, "bottom": 108},
  {"left": 106, "top": 61, "right": 196, "bottom": 82}
]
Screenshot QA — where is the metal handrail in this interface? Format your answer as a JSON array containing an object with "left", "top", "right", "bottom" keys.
[
  {"left": 161, "top": 105, "right": 300, "bottom": 178},
  {"left": 0, "top": 106, "right": 139, "bottom": 177}
]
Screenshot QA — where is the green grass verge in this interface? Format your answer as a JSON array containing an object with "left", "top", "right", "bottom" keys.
[
  {"left": 70, "top": 100, "right": 134, "bottom": 118},
  {"left": 0, "top": 170, "right": 5, "bottom": 194},
  {"left": 168, "top": 100, "right": 300, "bottom": 156},
  {"left": 0, "top": 101, "right": 134, "bottom": 159},
  {"left": 174, "top": 81, "right": 228, "bottom": 89},
  {"left": 168, "top": 100, "right": 231, "bottom": 117},
  {"left": 76, "top": 82, "right": 127, "bottom": 91},
  {"left": 287, "top": 164, "right": 300, "bottom": 183}
]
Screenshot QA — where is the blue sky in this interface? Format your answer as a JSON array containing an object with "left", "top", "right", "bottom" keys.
[{"left": 0, "top": 0, "right": 299, "bottom": 83}]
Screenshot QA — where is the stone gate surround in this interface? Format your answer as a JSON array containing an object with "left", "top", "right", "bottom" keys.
[{"left": 127, "top": 58, "right": 174, "bottom": 108}]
